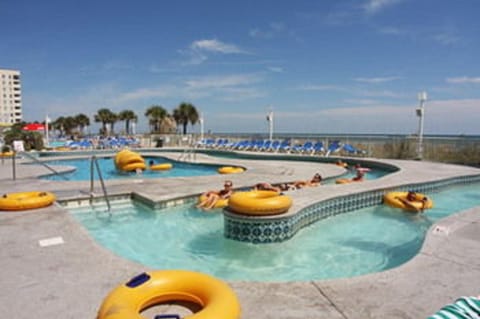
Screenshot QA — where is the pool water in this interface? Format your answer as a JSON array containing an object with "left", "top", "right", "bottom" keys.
[
  {"left": 41, "top": 157, "right": 220, "bottom": 181},
  {"left": 69, "top": 182, "right": 480, "bottom": 282}
]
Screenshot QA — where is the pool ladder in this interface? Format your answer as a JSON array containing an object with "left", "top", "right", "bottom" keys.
[{"left": 90, "top": 155, "right": 111, "bottom": 212}]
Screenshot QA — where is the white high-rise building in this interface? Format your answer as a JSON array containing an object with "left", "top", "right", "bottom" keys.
[{"left": 0, "top": 69, "right": 22, "bottom": 126}]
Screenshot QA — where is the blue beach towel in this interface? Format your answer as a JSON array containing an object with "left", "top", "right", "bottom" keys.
[{"left": 428, "top": 296, "right": 480, "bottom": 319}]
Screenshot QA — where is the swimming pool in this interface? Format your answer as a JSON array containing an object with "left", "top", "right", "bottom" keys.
[
  {"left": 40, "top": 157, "right": 221, "bottom": 181},
  {"left": 69, "top": 182, "right": 480, "bottom": 282}
]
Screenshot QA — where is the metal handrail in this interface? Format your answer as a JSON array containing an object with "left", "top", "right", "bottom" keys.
[
  {"left": 178, "top": 146, "right": 196, "bottom": 162},
  {"left": 20, "top": 151, "right": 69, "bottom": 180},
  {"left": 90, "top": 155, "right": 111, "bottom": 212}
]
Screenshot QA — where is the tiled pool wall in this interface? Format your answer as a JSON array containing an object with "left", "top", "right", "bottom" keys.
[
  {"left": 59, "top": 194, "right": 132, "bottom": 209},
  {"left": 224, "top": 174, "right": 480, "bottom": 244}
]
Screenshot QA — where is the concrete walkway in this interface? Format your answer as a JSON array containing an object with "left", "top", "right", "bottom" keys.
[{"left": 0, "top": 151, "right": 479, "bottom": 319}]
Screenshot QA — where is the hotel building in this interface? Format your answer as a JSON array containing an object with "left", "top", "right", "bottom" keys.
[{"left": 0, "top": 68, "right": 22, "bottom": 126}]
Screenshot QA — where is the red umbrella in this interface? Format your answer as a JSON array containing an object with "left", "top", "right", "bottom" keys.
[{"left": 22, "top": 123, "right": 46, "bottom": 131}]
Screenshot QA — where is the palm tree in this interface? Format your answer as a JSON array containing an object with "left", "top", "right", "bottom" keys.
[
  {"left": 94, "top": 108, "right": 117, "bottom": 136},
  {"left": 118, "top": 110, "right": 138, "bottom": 135},
  {"left": 172, "top": 102, "right": 199, "bottom": 134},
  {"left": 74, "top": 113, "right": 90, "bottom": 136},
  {"left": 145, "top": 105, "right": 167, "bottom": 133},
  {"left": 63, "top": 116, "right": 77, "bottom": 136},
  {"left": 52, "top": 116, "right": 66, "bottom": 137}
]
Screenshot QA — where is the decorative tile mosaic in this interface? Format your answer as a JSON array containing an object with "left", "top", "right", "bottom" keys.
[{"left": 224, "top": 174, "right": 480, "bottom": 244}]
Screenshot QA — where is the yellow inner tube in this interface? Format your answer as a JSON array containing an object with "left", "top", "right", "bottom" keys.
[
  {"left": 122, "top": 162, "right": 146, "bottom": 172},
  {"left": 114, "top": 150, "right": 145, "bottom": 172},
  {"left": 218, "top": 166, "right": 244, "bottom": 174},
  {"left": 0, "top": 191, "right": 56, "bottom": 211},
  {"left": 150, "top": 163, "right": 173, "bottom": 171},
  {"left": 0, "top": 151, "right": 14, "bottom": 157},
  {"left": 97, "top": 270, "right": 241, "bottom": 319},
  {"left": 384, "top": 192, "right": 433, "bottom": 212},
  {"left": 198, "top": 193, "right": 229, "bottom": 209},
  {"left": 227, "top": 190, "right": 292, "bottom": 216}
]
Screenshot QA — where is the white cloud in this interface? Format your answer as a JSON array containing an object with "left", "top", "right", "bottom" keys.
[
  {"left": 180, "top": 39, "right": 248, "bottom": 65},
  {"left": 446, "top": 77, "right": 480, "bottom": 84},
  {"left": 190, "top": 39, "right": 246, "bottom": 54},
  {"left": 102, "top": 60, "right": 133, "bottom": 71},
  {"left": 378, "top": 26, "right": 406, "bottom": 35},
  {"left": 343, "top": 99, "right": 381, "bottom": 105},
  {"left": 268, "top": 67, "right": 284, "bottom": 73},
  {"left": 433, "top": 31, "right": 461, "bottom": 45},
  {"left": 115, "top": 86, "right": 178, "bottom": 103},
  {"left": 363, "top": 0, "right": 403, "bottom": 15},
  {"left": 354, "top": 76, "right": 401, "bottom": 83},
  {"left": 185, "top": 74, "right": 262, "bottom": 89},
  {"left": 219, "top": 87, "right": 267, "bottom": 102},
  {"left": 297, "top": 84, "right": 347, "bottom": 91},
  {"left": 249, "top": 22, "right": 290, "bottom": 39},
  {"left": 358, "top": 89, "right": 405, "bottom": 98}
]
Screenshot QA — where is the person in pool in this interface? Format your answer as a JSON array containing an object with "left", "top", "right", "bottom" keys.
[
  {"left": 352, "top": 169, "right": 365, "bottom": 182},
  {"left": 291, "top": 173, "right": 322, "bottom": 189},
  {"left": 396, "top": 191, "right": 429, "bottom": 213},
  {"left": 253, "top": 182, "right": 296, "bottom": 192},
  {"left": 253, "top": 182, "right": 282, "bottom": 192},
  {"left": 197, "top": 180, "right": 234, "bottom": 210}
]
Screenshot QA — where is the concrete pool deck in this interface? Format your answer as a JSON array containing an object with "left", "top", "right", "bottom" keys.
[{"left": 0, "top": 151, "right": 479, "bottom": 318}]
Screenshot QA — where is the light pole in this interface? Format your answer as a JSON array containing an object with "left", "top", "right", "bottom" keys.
[
  {"left": 199, "top": 113, "right": 204, "bottom": 143},
  {"left": 416, "top": 91, "right": 427, "bottom": 159},
  {"left": 45, "top": 114, "right": 51, "bottom": 147},
  {"left": 267, "top": 108, "right": 274, "bottom": 141}
]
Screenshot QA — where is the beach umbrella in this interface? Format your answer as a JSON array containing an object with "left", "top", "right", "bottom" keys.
[{"left": 22, "top": 123, "right": 45, "bottom": 131}]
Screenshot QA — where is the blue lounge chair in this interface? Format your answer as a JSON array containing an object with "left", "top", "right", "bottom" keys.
[
  {"left": 260, "top": 140, "right": 272, "bottom": 152},
  {"left": 325, "top": 141, "right": 342, "bottom": 157},
  {"left": 233, "top": 140, "right": 249, "bottom": 150},
  {"left": 342, "top": 144, "right": 357, "bottom": 154},
  {"left": 268, "top": 140, "right": 280, "bottom": 152},
  {"left": 300, "top": 141, "right": 314, "bottom": 153},
  {"left": 277, "top": 140, "right": 291, "bottom": 153},
  {"left": 204, "top": 139, "right": 216, "bottom": 148},
  {"left": 428, "top": 296, "right": 480, "bottom": 319},
  {"left": 312, "top": 141, "right": 324, "bottom": 155}
]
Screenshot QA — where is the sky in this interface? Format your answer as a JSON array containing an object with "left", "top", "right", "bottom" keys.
[{"left": 1, "top": 0, "right": 480, "bottom": 135}]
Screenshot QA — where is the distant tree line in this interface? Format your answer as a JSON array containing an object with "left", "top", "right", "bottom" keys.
[{"left": 48, "top": 102, "right": 199, "bottom": 137}]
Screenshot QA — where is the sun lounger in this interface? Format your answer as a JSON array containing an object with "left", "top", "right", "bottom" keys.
[
  {"left": 277, "top": 140, "right": 291, "bottom": 153},
  {"left": 312, "top": 141, "right": 324, "bottom": 155},
  {"left": 428, "top": 296, "right": 480, "bottom": 319},
  {"left": 325, "top": 141, "right": 342, "bottom": 157},
  {"left": 268, "top": 140, "right": 280, "bottom": 152}
]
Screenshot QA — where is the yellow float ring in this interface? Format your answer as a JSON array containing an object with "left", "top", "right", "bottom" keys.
[
  {"left": 0, "top": 191, "right": 56, "bottom": 211},
  {"left": 335, "top": 162, "right": 348, "bottom": 168},
  {"left": 0, "top": 151, "right": 14, "bottom": 157},
  {"left": 117, "top": 153, "right": 144, "bottom": 168},
  {"left": 150, "top": 163, "right": 173, "bottom": 171},
  {"left": 335, "top": 178, "right": 352, "bottom": 184},
  {"left": 114, "top": 149, "right": 132, "bottom": 165},
  {"left": 227, "top": 190, "right": 292, "bottom": 216},
  {"left": 198, "top": 194, "right": 229, "bottom": 209},
  {"left": 218, "top": 166, "right": 244, "bottom": 174},
  {"left": 384, "top": 192, "right": 433, "bottom": 212},
  {"left": 97, "top": 270, "right": 241, "bottom": 319},
  {"left": 121, "top": 162, "right": 146, "bottom": 172}
]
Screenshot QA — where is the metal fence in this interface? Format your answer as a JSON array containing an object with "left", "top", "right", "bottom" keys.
[{"left": 150, "top": 133, "right": 480, "bottom": 165}]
